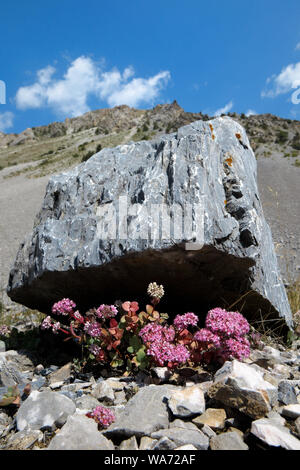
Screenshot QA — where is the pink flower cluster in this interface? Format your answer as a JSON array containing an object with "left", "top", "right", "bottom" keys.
[
  {"left": 96, "top": 304, "right": 118, "bottom": 320},
  {"left": 0, "top": 325, "right": 10, "bottom": 337},
  {"left": 52, "top": 298, "right": 76, "bottom": 316},
  {"left": 194, "top": 328, "right": 221, "bottom": 348},
  {"left": 173, "top": 312, "right": 198, "bottom": 331},
  {"left": 221, "top": 337, "right": 250, "bottom": 361},
  {"left": 194, "top": 307, "right": 250, "bottom": 362},
  {"left": 205, "top": 308, "right": 250, "bottom": 337},
  {"left": 87, "top": 406, "right": 115, "bottom": 428},
  {"left": 146, "top": 341, "right": 190, "bottom": 366},
  {"left": 84, "top": 321, "right": 102, "bottom": 338},
  {"left": 89, "top": 344, "right": 103, "bottom": 356},
  {"left": 41, "top": 316, "right": 61, "bottom": 334},
  {"left": 139, "top": 323, "right": 175, "bottom": 343},
  {"left": 139, "top": 323, "right": 190, "bottom": 366}
]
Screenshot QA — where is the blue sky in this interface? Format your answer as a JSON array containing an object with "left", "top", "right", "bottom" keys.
[{"left": 1, "top": 0, "right": 300, "bottom": 133}]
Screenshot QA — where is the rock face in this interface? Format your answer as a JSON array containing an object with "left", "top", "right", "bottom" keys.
[{"left": 7, "top": 117, "right": 292, "bottom": 328}]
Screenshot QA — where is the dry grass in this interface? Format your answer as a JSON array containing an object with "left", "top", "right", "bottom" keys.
[{"left": 287, "top": 276, "right": 300, "bottom": 316}]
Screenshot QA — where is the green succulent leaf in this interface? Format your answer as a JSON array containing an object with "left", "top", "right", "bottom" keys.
[{"left": 0, "top": 385, "right": 20, "bottom": 407}]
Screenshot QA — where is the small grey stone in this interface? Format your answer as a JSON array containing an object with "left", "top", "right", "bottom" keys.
[
  {"left": 34, "top": 364, "right": 44, "bottom": 374},
  {"left": 16, "top": 390, "right": 76, "bottom": 431},
  {"left": 153, "top": 437, "right": 177, "bottom": 450},
  {"left": 114, "top": 390, "right": 127, "bottom": 405},
  {"left": 192, "top": 408, "right": 226, "bottom": 431},
  {"left": 201, "top": 424, "right": 217, "bottom": 439},
  {"left": 210, "top": 432, "right": 249, "bottom": 450},
  {"left": 6, "top": 429, "right": 43, "bottom": 450},
  {"left": 47, "top": 414, "right": 115, "bottom": 450},
  {"left": 75, "top": 394, "right": 100, "bottom": 411},
  {"left": 278, "top": 380, "right": 298, "bottom": 405},
  {"left": 266, "top": 410, "right": 286, "bottom": 426},
  {"left": 151, "top": 427, "right": 209, "bottom": 450},
  {"left": 61, "top": 382, "right": 92, "bottom": 392},
  {"left": 0, "top": 358, "right": 25, "bottom": 387},
  {"left": 174, "top": 444, "right": 198, "bottom": 450},
  {"left": 104, "top": 385, "right": 174, "bottom": 438},
  {"left": 50, "top": 381, "right": 64, "bottom": 390},
  {"left": 151, "top": 367, "right": 172, "bottom": 383},
  {"left": 0, "top": 341, "right": 5, "bottom": 352},
  {"left": 139, "top": 436, "right": 158, "bottom": 450},
  {"left": 54, "top": 411, "right": 70, "bottom": 429},
  {"left": 280, "top": 404, "right": 300, "bottom": 419},
  {"left": 295, "top": 417, "right": 300, "bottom": 436},
  {"left": 91, "top": 381, "right": 115, "bottom": 404},
  {"left": 0, "top": 411, "right": 12, "bottom": 427},
  {"left": 105, "top": 378, "right": 127, "bottom": 391},
  {"left": 49, "top": 363, "right": 72, "bottom": 385},
  {"left": 31, "top": 376, "right": 46, "bottom": 391},
  {"left": 210, "top": 360, "right": 278, "bottom": 419},
  {"left": 58, "top": 390, "right": 77, "bottom": 401},
  {"left": 169, "top": 419, "right": 199, "bottom": 431},
  {"left": 119, "top": 436, "right": 139, "bottom": 450},
  {"left": 167, "top": 385, "right": 205, "bottom": 418}
]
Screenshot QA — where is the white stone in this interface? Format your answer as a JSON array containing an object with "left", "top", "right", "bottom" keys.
[
  {"left": 251, "top": 418, "right": 300, "bottom": 450},
  {"left": 281, "top": 404, "right": 300, "bottom": 419},
  {"left": 167, "top": 385, "right": 205, "bottom": 418},
  {"left": 211, "top": 360, "right": 278, "bottom": 418},
  {"left": 174, "top": 444, "right": 198, "bottom": 450}
]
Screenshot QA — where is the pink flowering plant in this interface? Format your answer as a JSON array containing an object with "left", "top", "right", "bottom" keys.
[
  {"left": 86, "top": 405, "right": 115, "bottom": 429},
  {"left": 41, "top": 283, "right": 252, "bottom": 372}
]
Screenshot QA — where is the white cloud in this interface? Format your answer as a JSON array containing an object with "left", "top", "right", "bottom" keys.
[
  {"left": 295, "top": 42, "right": 300, "bottom": 51},
  {"left": 105, "top": 71, "right": 170, "bottom": 108},
  {"left": 0, "top": 112, "right": 14, "bottom": 132},
  {"left": 213, "top": 101, "right": 233, "bottom": 116},
  {"left": 246, "top": 109, "right": 256, "bottom": 116},
  {"left": 261, "top": 61, "right": 300, "bottom": 98},
  {"left": 15, "top": 57, "right": 171, "bottom": 117}
]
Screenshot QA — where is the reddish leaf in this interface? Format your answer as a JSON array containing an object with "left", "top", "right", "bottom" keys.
[
  {"left": 110, "top": 319, "right": 118, "bottom": 328},
  {"left": 146, "top": 304, "right": 154, "bottom": 314},
  {"left": 23, "top": 383, "right": 31, "bottom": 396},
  {"left": 122, "top": 301, "right": 131, "bottom": 312}
]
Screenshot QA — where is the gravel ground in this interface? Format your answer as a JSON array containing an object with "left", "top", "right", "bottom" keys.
[{"left": 0, "top": 163, "right": 49, "bottom": 304}]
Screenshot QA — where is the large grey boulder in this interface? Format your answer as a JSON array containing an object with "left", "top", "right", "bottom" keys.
[{"left": 7, "top": 117, "right": 292, "bottom": 328}]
